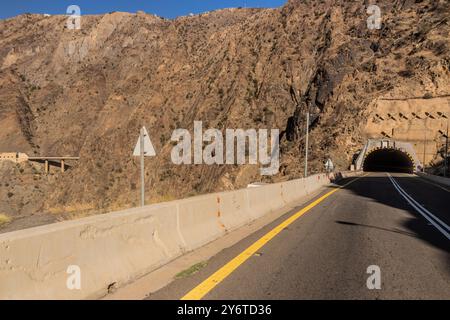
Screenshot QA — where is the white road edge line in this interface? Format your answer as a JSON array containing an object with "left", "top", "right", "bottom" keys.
[
  {"left": 389, "top": 174, "right": 450, "bottom": 235},
  {"left": 387, "top": 173, "right": 450, "bottom": 240},
  {"left": 389, "top": 174, "right": 450, "bottom": 232}
]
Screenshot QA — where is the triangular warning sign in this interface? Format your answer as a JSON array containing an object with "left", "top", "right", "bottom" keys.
[{"left": 133, "top": 126, "right": 156, "bottom": 157}]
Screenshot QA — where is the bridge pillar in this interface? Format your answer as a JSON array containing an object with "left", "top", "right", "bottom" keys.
[
  {"left": 61, "top": 160, "right": 65, "bottom": 173},
  {"left": 44, "top": 160, "right": 49, "bottom": 174}
]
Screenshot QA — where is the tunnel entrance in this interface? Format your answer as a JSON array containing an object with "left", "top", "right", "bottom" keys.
[{"left": 363, "top": 148, "right": 414, "bottom": 173}]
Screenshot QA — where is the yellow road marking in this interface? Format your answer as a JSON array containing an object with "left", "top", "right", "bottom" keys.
[{"left": 181, "top": 175, "right": 364, "bottom": 300}]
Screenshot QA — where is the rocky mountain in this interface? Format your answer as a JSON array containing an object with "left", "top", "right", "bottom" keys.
[{"left": 0, "top": 0, "right": 449, "bottom": 230}]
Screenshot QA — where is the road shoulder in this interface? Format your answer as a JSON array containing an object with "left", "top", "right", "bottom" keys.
[{"left": 102, "top": 185, "right": 332, "bottom": 300}]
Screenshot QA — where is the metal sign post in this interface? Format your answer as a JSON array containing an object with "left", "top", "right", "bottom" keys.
[
  {"left": 133, "top": 126, "right": 156, "bottom": 206},
  {"left": 140, "top": 128, "right": 145, "bottom": 206}
]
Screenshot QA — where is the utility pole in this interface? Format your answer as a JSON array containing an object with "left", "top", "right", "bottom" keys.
[
  {"left": 423, "top": 119, "right": 427, "bottom": 173},
  {"left": 445, "top": 119, "right": 449, "bottom": 177},
  {"left": 304, "top": 111, "right": 310, "bottom": 178},
  {"left": 140, "top": 127, "right": 145, "bottom": 206}
]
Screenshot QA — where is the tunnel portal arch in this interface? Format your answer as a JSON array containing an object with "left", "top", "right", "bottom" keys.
[{"left": 362, "top": 147, "right": 415, "bottom": 173}]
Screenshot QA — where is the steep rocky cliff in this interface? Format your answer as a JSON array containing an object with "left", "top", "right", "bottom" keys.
[{"left": 0, "top": 0, "right": 449, "bottom": 229}]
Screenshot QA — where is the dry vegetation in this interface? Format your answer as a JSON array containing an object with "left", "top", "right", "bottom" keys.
[
  {"left": 0, "top": 0, "right": 449, "bottom": 230},
  {"left": 0, "top": 213, "right": 11, "bottom": 226}
]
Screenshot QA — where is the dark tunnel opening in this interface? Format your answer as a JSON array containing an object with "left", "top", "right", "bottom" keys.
[{"left": 363, "top": 148, "right": 414, "bottom": 173}]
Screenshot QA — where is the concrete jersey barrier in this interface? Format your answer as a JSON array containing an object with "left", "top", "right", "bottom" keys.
[{"left": 0, "top": 172, "right": 358, "bottom": 299}]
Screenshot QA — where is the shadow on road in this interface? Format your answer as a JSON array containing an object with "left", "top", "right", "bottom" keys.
[
  {"left": 330, "top": 174, "right": 450, "bottom": 259},
  {"left": 335, "top": 220, "right": 418, "bottom": 239}
]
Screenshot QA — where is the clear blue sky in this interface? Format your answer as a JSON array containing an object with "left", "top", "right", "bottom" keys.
[{"left": 0, "top": 0, "right": 287, "bottom": 20}]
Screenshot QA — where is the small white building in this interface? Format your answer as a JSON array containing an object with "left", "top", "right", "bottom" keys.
[{"left": 0, "top": 152, "right": 29, "bottom": 163}]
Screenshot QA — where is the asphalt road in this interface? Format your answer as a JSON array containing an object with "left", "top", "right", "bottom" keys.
[{"left": 148, "top": 172, "right": 450, "bottom": 300}]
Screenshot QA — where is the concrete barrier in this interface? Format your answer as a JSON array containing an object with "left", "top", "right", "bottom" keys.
[
  {"left": 330, "top": 170, "right": 363, "bottom": 181},
  {"left": 176, "top": 193, "right": 226, "bottom": 251},
  {"left": 0, "top": 203, "right": 186, "bottom": 299},
  {"left": 0, "top": 172, "right": 342, "bottom": 300},
  {"left": 416, "top": 172, "right": 450, "bottom": 187},
  {"left": 279, "top": 179, "right": 305, "bottom": 204},
  {"left": 304, "top": 174, "right": 326, "bottom": 194},
  {"left": 216, "top": 190, "right": 252, "bottom": 231}
]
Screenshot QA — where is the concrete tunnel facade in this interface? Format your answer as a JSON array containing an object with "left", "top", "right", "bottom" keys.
[{"left": 362, "top": 148, "right": 415, "bottom": 173}]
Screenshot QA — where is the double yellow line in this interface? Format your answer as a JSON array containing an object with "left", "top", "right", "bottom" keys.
[{"left": 181, "top": 175, "right": 363, "bottom": 300}]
